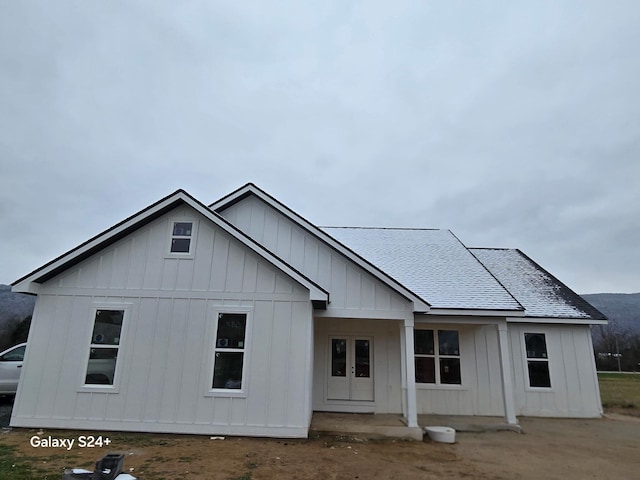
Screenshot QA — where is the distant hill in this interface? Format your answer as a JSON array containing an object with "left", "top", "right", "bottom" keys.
[
  {"left": 0, "top": 284, "right": 36, "bottom": 351},
  {"left": 582, "top": 293, "right": 640, "bottom": 334},
  {"left": 583, "top": 293, "right": 640, "bottom": 371}
]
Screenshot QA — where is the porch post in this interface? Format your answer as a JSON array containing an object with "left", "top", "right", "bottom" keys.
[
  {"left": 403, "top": 316, "right": 418, "bottom": 428},
  {"left": 497, "top": 321, "right": 518, "bottom": 425}
]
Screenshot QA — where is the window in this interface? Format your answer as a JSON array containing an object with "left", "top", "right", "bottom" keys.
[
  {"left": 169, "top": 221, "right": 194, "bottom": 254},
  {"left": 212, "top": 313, "right": 247, "bottom": 390},
  {"left": 414, "top": 329, "right": 461, "bottom": 385},
  {"left": 525, "top": 333, "right": 551, "bottom": 388},
  {"left": 0, "top": 344, "right": 25, "bottom": 362},
  {"left": 85, "top": 309, "right": 124, "bottom": 386}
]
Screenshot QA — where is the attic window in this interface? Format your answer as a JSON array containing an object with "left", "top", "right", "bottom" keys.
[{"left": 169, "top": 220, "right": 196, "bottom": 255}]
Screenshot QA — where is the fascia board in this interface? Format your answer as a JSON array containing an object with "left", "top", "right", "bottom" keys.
[
  {"left": 506, "top": 316, "right": 608, "bottom": 325},
  {"left": 211, "top": 183, "right": 429, "bottom": 313},
  {"left": 12, "top": 191, "right": 189, "bottom": 290}
]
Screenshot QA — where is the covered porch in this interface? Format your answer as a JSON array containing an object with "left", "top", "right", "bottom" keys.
[{"left": 309, "top": 412, "right": 522, "bottom": 441}]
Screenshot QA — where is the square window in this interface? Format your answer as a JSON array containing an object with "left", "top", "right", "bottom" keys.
[
  {"left": 414, "top": 330, "right": 434, "bottom": 355},
  {"left": 169, "top": 221, "right": 195, "bottom": 254},
  {"left": 527, "top": 361, "right": 551, "bottom": 388},
  {"left": 525, "top": 333, "right": 548, "bottom": 359},
  {"left": 415, "top": 356, "right": 435, "bottom": 383},
  {"left": 438, "top": 330, "right": 459, "bottom": 356},
  {"left": 212, "top": 352, "right": 244, "bottom": 389},
  {"left": 173, "top": 222, "right": 193, "bottom": 236},
  {"left": 414, "top": 328, "right": 461, "bottom": 385},
  {"left": 171, "top": 238, "right": 191, "bottom": 253},
  {"left": 440, "top": 358, "right": 461, "bottom": 384}
]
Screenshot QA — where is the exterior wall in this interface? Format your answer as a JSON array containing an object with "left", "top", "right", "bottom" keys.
[
  {"left": 509, "top": 323, "right": 602, "bottom": 418},
  {"left": 313, "top": 318, "right": 403, "bottom": 414},
  {"left": 12, "top": 205, "right": 315, "bottom": 437},
  {"left": 414, "top": 323, "right": 506, "bottom": 416},
  {"left": 413, "top": 321, "right": 602, "bottom": 418},
  {"left": 219, "top": 196, "right": 412, "bottom": 315}
]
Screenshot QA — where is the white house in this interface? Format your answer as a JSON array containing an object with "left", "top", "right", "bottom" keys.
[{"left": 11, "top": 183, "right": 606, "bottom": 438}]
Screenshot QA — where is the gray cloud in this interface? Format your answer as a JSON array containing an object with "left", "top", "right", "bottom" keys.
[{"left": 1, "top": 1, "right": 638, "bottom": 293}]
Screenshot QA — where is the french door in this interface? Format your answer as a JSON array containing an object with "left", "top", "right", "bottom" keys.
[{"left": 327, "top": 336, "right": 374, "bottom": 401}]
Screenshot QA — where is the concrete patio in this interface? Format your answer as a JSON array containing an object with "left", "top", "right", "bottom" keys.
[{"left": 309, "top": 412, "right": 522, "bottom": 441}]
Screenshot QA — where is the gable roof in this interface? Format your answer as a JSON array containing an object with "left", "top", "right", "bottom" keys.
[
  {"left": 12, "top": 190, "right": 329, "bottom": 306},
  {"left": 211, "top": 183, "right": 431, "bottom": 313},
  {"left": 323, "top": 227, "right": 524, "bottom": 312},
  {"left": 470, "top": 248, "right": 607, "bottom": 321}
]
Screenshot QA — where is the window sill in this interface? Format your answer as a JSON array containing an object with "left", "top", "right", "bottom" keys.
[
  {"left": 78, "top": 385, "right": 120, "bottom": 394},
  {"left": 164, "top": 253, "right": 195, "bottom": 260},
  {"left": 525, "top": 386, "right": 555, "bottom": 393},
  {"left": 416, "top": 384, "right": 466, "bottom": 391},
  {"left": 204, "top": 389, "right": 247, "bottom": 398}
]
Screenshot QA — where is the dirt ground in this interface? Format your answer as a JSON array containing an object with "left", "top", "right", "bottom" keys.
[{"left": 1, "top": 413, "right": 639, "bottom": 480}]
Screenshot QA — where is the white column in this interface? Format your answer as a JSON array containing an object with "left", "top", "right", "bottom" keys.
[
  {"left": 403, "top": 316, "right": 418, "bottom": 428},
  {"left": 497, "top": 322, "right": 518, "bottom": 425}
]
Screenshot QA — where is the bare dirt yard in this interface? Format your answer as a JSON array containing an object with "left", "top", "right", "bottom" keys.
[{"left": 1, "top": 413, "right": 639, "bottom": 480}]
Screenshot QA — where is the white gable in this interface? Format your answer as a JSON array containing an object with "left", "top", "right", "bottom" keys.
[{"left": 217, "top": 193, "right": 416, "bottom": 315}]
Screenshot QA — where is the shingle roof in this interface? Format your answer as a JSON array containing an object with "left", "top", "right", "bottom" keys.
[
  {"left": 470, "top": 248, "right": 606, "bottom": 320},
  {"left": 322, "top": 227, "right": 523, "bottom": 311}
]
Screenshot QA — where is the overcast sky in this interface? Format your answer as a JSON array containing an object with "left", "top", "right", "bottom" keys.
[{"left": 1, "top": 1, "right": 638, "bottom": 294}]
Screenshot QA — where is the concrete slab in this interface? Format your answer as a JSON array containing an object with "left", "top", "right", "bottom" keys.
[
  {"left": 310, "top": 412, "right": 423, "bottom": 441},
  {"left": 419, "top": 414, "right": 523, "bottom": 434}
]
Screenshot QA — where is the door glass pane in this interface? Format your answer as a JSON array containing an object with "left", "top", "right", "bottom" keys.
[
  {"left": 415, "top": 357, "right": 435, "bottom": 383},
  {"left": 331, "top": 339, "right": 347, "bottom": 377},
  {"left": 355, "top": 339, "right": 370, "bottom": 378}
]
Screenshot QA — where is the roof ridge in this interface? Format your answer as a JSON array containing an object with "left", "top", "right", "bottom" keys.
[{"left": 448, "top": 231, "right": 525, "bottom": 311}]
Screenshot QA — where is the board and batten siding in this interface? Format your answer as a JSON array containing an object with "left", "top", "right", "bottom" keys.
[
  {"left": 508, "top": 323, "right": 602, "bottom": 418},
  {"left": 413, "top": 322, "right": 602, "bottom": 418},
  {"left": 11, "top": 205, "right": 316, "bottom": 437},
  {"left": 414, "top": 324, "right": 506, "bottom": 416},
  {"left": 219, "top": 195, "right": 413, "bottom": 315}
]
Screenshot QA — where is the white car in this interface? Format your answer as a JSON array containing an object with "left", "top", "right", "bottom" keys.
[{"left": 0, "top": 342, "right": 27, "bottom": 395}]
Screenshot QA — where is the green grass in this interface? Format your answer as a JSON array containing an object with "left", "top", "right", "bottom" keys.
[
  {"left": 598, "top": 372, "right": 640, "bottom": 413},
  {"left": 0, "top": 445, "right": 57, "bottom": 480}
]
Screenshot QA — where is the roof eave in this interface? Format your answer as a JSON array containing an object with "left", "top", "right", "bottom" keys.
[
  {"left": 426, "top": 307, "right": 526, "bottom": 317},
  {"left": 12, "top": 189, "right": 330, "bottom": 306}
]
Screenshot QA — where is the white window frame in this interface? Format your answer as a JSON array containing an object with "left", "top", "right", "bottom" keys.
[
  {"left": 414, "top": 328, "right": 463, "bottom": 387},
  {"left": 523, "top": 332, "right": 553, "bottom": 390},
  {"left": 166, "top": 218, "right": 198, "bottom": 258},
  {"left": 80, "top": 304, "right": 130, "bottom": 393},
  {"left": 205, "top": 306, "right": 252, "bottom": 397}
]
